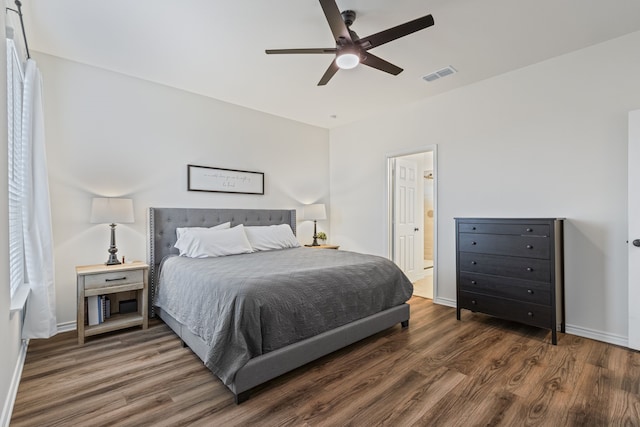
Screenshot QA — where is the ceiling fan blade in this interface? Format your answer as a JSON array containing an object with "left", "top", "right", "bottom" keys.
[
  {"left": 319, "top": 0, "right": 352, "bottom": 42},
  {"left": 318, "top": 60, "right": 339, "bottom": 86},
  {"left": 265, "top": 48, "right": 337, "bottom": 54},
  {"left": 358, "top": 14, "right": 434, "bottom": 50},
  {"left": 360, "top": 52, "right": 403, "bottom": 75}
]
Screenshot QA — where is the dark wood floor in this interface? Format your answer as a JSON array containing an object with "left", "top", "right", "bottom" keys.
[{"left": 11, "top": 297, "right": 640, "bottom": 426}]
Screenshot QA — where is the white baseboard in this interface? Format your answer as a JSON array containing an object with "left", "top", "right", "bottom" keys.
[
  {"left": 0, "top": 339, "right": 28, "bottom": 427},
  {"left": 565, "top": 324, "right": 628, "bottom": 347},
  {"left": 432, "top": 298, "right": 629, "bottom": 348},
  {"left": 433, "top": 297, "right": 456, "bottom": 308},
  {"left": 57, "top": 321, "right": 77, "bottom": 333}
]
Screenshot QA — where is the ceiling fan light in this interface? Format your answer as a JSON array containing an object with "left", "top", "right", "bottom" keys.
[{"left": 336, "top": 52, "right": 360, "bottom": 69}]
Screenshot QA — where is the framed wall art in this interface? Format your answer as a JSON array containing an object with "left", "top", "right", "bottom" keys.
[{"left": 187, "top": 164, "right": 264, "bottom": 195}]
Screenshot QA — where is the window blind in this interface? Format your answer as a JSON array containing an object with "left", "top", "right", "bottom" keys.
[{"left": 7, "top": 38, "right": 25, "bottom": 297}]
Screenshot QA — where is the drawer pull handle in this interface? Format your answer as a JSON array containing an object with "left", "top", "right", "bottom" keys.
[
  {"left": 471, "top": 280, "right": 477, "bottom": 285},
  {"left": 471, "top": 261, "right": 477, "bottom": 265},
  {"left": 526, "top": 267, "right": 533, "bottom": 272},
  {"left": 526, "top": 245, "right": 533, "bottom": 249},
  {"left": 105, "top": 276, "right": 127, "bottom": 282},
  {"left": 471, "top": 241, "right": 477, "bottom": 245},
  {"left": 526, "top": 228, "right": 533, "bottom": 232},
  {"left": 527, "top": 289, "right": 534, "bottom": 294},
  {"left": 472, "top": 226, "right": 476, "bottom": 230},
  {"left": 527, "top": 312, "right": 534, "bottom": 317},
  {"left": 471, "top": 300, "right": 477, "bottom": 305}
]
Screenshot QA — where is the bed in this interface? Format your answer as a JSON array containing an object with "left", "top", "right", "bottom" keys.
[{"left": 148, "top": 207, "right": 412, "bottom": 403}]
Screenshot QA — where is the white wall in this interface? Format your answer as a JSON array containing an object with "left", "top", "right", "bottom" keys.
[
  {"left": 330, "top": 31, "right": 640, "bottom": 344},
  {"left": 34, "top": 53, "right": 330, "bottom": 327}
]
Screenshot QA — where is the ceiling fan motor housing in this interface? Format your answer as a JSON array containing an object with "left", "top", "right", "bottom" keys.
[{"left": 341, "top": 10, "right": 356, "bottom": 26}]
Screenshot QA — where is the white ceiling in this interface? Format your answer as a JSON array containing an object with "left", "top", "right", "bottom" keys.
[{"left": 17, "top": 0, "right": 640, "bottom": 129}]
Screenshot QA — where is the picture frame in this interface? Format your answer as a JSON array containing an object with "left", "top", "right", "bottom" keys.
[{"left": 187, "top": 164, "right": 264, "bottom": 195}]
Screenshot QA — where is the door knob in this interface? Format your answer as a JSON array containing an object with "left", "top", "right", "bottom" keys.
[{"left": 634, "top": 239, "right": 640, "bottom": 247}]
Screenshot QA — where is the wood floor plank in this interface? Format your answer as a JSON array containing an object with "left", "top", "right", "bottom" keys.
[{"left": 11, "top": 296, "right": 640, "bottom": 426}]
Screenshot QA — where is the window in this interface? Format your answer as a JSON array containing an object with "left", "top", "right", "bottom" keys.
[{"left": 7, "top": 37, "right": 25, "bottom": 297}]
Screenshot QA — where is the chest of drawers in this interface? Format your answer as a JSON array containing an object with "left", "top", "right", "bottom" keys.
[{"left": 455, "top": 218, "right": 565, "bottom": 344}]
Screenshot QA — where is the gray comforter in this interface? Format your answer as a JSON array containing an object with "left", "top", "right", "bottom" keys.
[{"left": 155, "top": 247, "right": 413, "bottom": 385}]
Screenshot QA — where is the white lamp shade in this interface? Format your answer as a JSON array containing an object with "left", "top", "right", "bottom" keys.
[
  {"left": 90, "top": 198, "right": 134, "bottom": 224},
  {"left": 303, "top": 203, "right": 327, "bottom": 220}
]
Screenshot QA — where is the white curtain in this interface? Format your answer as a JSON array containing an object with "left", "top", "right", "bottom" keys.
[{"left": 21, "top": 59, "right": 57, "bottom": 339}]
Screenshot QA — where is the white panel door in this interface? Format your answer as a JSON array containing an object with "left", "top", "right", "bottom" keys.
[
  {"left": 394, "top": 158, "right": 419, "bottom": 281},
  {"left": 629, "top": 110, "right": 640, "bottom": 350}
]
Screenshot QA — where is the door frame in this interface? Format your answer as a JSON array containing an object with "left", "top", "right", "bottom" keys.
[
  {"left": 385, "top": 145, "right": 438, "bottom": 297},
  {"left": 629, "top": 110, "right": 640, "bottom": 350}
]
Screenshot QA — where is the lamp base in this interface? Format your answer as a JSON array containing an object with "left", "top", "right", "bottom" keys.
[
  {"left": 105, "top": 254, "right": 121, "bottom": 265},
  {"left": 105, "top": 223, "right": 122, "bottom": 265},
  {"left": 311, "top": 220, "right": 320, "bottom": 246}
]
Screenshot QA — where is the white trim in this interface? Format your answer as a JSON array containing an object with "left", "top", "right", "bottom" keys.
[
  {"left": 441, "top": 301, "right": 629, "bottom": 348},
  {"left": 0, "top": 339, "right": 28, "bottom": 427},
  {"left": 434, "top": 297, "right": 456, "bottom": 308},
  {"left": 56, "top": 321, "right": 77, "bottom": 334},
  {"left": 565, "top": 324, "right": 628, "bottom": 348},
  {"left": 628, "top": 109, "right": 640, "bottom": 350},
  {"left": 9, "top": 283, "right": 30, "bottom": 314}
]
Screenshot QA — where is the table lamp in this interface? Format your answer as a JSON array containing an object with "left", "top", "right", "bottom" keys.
[
  {"left": 303, "top": 203, "right": 327, "bottom": 246},
  {"left": 90, "top": 197, "right": 134, "bottom": 265}
]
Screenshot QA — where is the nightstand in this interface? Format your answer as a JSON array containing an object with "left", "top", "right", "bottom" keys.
[
  {"left": 76, "top": 261, "right": 149, "bottom": 345},
  {"left": 305, "top": 244, "right": 340, "bottom": 249}
]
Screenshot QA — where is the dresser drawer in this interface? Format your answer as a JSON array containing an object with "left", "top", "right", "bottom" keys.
[
  {"left": 458, "top": 233, "right": 550, "bottom": 259},
  {"left": 458, "top": 252, "right": 551, "bottom": 282},
  {"left": 458, "top": 222, "right": 550, "bottom": 237},
  {"left": 458, "top": 291, "right": 551, "bottom": 329},
  {"left": 84, "top": 269, "right": 144, "bottom": 291},
  {"left": 458, "top": 272, "right": 551, "bottom": 305}
]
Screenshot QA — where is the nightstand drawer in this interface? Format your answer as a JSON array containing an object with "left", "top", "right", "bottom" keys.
[{"left": 84, "top": 269, "right": 144, "bottom": 290}]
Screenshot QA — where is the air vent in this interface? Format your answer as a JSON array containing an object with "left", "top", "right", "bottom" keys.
[{"left": 422, "top": 66, "right": 457, "bottom": 82}]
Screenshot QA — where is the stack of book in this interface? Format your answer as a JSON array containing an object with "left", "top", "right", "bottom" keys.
[{"left": 87, "top": 295, "right": 111, "bottom": 326}]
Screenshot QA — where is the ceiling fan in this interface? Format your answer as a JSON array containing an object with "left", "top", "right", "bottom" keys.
[{"left": 265, "top": 0, "right": 434, "bottom": 86}]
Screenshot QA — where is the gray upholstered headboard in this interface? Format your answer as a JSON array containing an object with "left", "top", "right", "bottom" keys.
[{"left": 148, "top": 207, "right": 297, "bottom": 316}]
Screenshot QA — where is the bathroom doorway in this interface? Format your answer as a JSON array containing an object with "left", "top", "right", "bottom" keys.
[{"left": 387, "top": 147, "right": 437, "bottom": 299}]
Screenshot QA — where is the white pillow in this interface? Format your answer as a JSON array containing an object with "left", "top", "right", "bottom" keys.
[
  {"left": 175, "top": 221, "right": 230, "bottom": 241},
  {"left": 174, "top": 224, "right": 252, "bottom": 258},
  {"left": 244, "top": 224, "right": 301, "bottom": 251}
]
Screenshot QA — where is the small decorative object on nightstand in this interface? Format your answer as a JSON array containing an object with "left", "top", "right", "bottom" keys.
[{"left": 76, "top": 261, "right": 148, "bottom": 345}]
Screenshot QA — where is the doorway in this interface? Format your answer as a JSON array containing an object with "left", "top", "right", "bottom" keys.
[{"left": 387, "top": 147, "right": 437, "bottom": 299}]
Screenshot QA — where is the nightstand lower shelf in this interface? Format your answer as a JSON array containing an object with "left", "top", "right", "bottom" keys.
[{"left": 84, "top": 313, "right": 145, "bottom": 337}]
